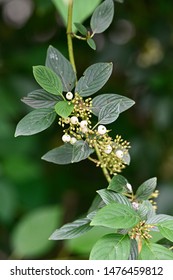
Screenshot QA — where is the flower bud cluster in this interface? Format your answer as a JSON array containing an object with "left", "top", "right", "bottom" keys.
[
  {"left": 129, "top": 221, "right": 154, "bottom": 240},
  {"left": 72, "top": 93, "right": 92, "bottom": 121},
  {"left": 148, "top": 190, "right": 159, "bottom": 210}
]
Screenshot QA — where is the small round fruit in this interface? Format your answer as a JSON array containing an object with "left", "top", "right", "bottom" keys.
[
  {"left": 98, "top": 125, "right": 107, "bottom": 135},
  {"left": 66, "top": 92, "right": 73, "bottom": 100},
  {"left": 115, "top": 149, "right": 124, "bottom": 158},
  {"left": 70, "top": 116, "right": 78, "bottom": 124},
  {"left": 70, "top": 137, "right": 77, "bottom": 144},
  {"left": 80, "top": 120, "right": 88, "bottom": 128},
  {"left": 104, "top": 145, "right": 112, "bottom": 154},
  {"left": 62, "top": 134, "right": 71, "bottom": 143}
]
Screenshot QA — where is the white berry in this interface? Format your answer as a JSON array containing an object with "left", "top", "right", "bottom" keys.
[
  {"left": 98, "top": 125, "right": 107, "bottom": 135},
  {"left": 70, "top": 116, "right": 78, "bottom": 124},
  {"left": 126, "top": 183, "right": 132, "bottom": 192},
  {"left": 62, "top": 134, "right": 71, "bottom": 143},
  {"left": 66, "top": 91, "right": 73, "bottom": 100},
  {"left": 70, "top": 137, "right": 77, "bottom": 144},
  {"left": 80, "top": 120, "right": 88, "bottom": 128},
  {"left": 81, "top": 126, "right": 88, "bottom": 133},
  {"left": 104, "top": 145, "right": 112, "bottom": 154},
  {"left": 115, "top": 149, "right": 124, "bottom": 158}
]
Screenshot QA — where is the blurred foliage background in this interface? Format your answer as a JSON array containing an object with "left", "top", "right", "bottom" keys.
[{"left": 0, "top": 0, "right": 173, "bottom": 259}]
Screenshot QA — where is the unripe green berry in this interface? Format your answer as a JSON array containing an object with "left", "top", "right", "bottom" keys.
[{"left": 64, "top": 117, "right": 70, "bottom": 124}]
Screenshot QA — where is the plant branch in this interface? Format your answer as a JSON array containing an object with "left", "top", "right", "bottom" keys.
[
  {"left": 67, "top": 0, "right": 77, "bottom": 75},
  {"left": 93, "top": 142, "right": 111, "bottom": 183},
  {"left": 88, "top": 156, "right": 99, "bottom": 164},
  {"left": 72, "top": 33, "right": 87, "bottom": 41}
]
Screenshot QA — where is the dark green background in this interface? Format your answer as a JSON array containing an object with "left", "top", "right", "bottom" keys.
[{"left": 0, "top": 0, "right": 173, "bottom": 259}]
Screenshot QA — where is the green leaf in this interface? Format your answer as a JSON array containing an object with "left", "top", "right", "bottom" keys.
[
  {"left": 22, "top": 89, "right": 63, "bottom": 109},
  {"left": 128, "top": 239, "right": 138, "bottom": 260},
  {"left": 74, "top": 22, "right": 88, "bottom": 36},
  {"left": 137, "top": 200, "right": 156, "bottom": 221},
  {"left": 140, "top": 242, "right": 173, "bottom": 260},
  {"left": 98, "top": 101, "right": 119, "bottom": 124},
  {"left": 135, "top": 177, "right": 157, "bottom": 200},
  {"left": 33, "top": 65, "right": 63, "bottom": 96},
  {"left": 157, "top": 220, "right": 173, "bottom": 242},
  {"left": 42, "top": 143, "right": 73, "bottom": 165},
  {"left": 15, "top": 108, "right": 56, "bottom": 137},
  {"left": 49, "top": 218, "right": 92, "bottom": 240},
  {"left": 42, "top": 141, "right": 94, "bottom": 165},
  {"left": 72, "top": 140, "right": 94, "bottom": 163},
  {"left": 90, "top": 233, "right": 130, "bottom": 260},
  {"left": 87, "top": 38, "right": 96, "bottom": 50},
  {"left": 92, "top": 93, "right": 135, "bottom": 116},
  {"left": 46, "top": 45, "right": 76, "bottom": 92},
  {"left": 67, "top": 226, "right": 112, "bottom": 255},
  {"left": 11, "top": 205, "right": 62, "bottom": 257},
  {"left": 108, "top": 174, "right": 129, "bottom": 193},
  {"left": 90, "top": 0, "right": 114, "bottom": 34},
  {"left": 147, "top": 214, "right": 173, "bottom": 225},
  {"left": 87, "top": 194, "right": 105, "bottom": 214},
  {"left": 75, "top": 62, "right": 113, "bottom": 97},
  {"left": 55, "top": 100, "right": 74, "bottom": 118},
  {"left": 97, "top": 189, "right": 132, "bottom": 208},
  {"left": 87, "top": 210, "right": 98, "bottom": 221},
  {"left": 52, "top": 0, "right": 101, "bottom": 31},
  {"left": 90, "top": 203, "right": 140, "bottom": 229}
]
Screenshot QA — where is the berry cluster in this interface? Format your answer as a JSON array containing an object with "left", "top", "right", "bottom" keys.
[{"left": 58, "top": 92, "right": 130, "bottom": 175}]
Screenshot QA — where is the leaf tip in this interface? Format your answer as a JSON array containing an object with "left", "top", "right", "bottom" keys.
[
  {"left": 89, "top": 220, "right": 95, "bottom": 226},
  {"left": 41, "top": 154, "right": 46, "bottom": 161},
  {"left": 14, "top": 127, "right": 20, "bottom": 137}
]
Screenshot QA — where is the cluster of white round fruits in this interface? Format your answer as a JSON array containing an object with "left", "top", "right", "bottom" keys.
[
  {"left": 61, "top": 117, "right": 89, "bottom": 144},
  {"left": 62, "top": 134, "right": 77, "bottom": 144},
  {"left": 59, "top": 91, "right": 130, "bottom": 175},
  {"left": 62, "top": 117, "right": 125, "bottom": 159}
]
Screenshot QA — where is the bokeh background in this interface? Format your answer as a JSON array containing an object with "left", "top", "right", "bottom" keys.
[{"left": 0, "top": 0, "right": 173, "bottom": 259}]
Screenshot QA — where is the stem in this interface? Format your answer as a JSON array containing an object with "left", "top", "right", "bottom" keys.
[
  {"left": 88, "top": 156, "right": 99, "bottom": 164},
  {"left": 67, "top": 0, "right": 77, "bottom": 75},
  {"left": 73, "top": 33, "right": 86, "bottom": 41},
  {"left": 94, "top": 142, "right": 111, "bottom": 183}
]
